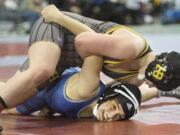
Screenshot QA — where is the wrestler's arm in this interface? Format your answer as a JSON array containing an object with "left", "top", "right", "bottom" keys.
[
  {"left": 139, "top": 82, "right": 159, "bottom": 102},
  {"left": 66, "top": 56, "right": 103, "bottom": 100},
  {"left": 41, "top": 4, "right": 94, "bottom": 35},
  {"left": 42, "top": 5, "right": 103, "bottom": 99},
  {"left": 41, "top": 5, "right": 145, "bottom": 60},
  {"left": 2, "top": 108, "right": 20, "bottom": 115},
  {"left": 42, "top": 5, "right": 104, "bottom": 100}
]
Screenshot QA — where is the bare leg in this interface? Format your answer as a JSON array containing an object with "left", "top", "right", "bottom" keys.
[{"left": 0, "top": 41, "right": 60, "bottom": 108}]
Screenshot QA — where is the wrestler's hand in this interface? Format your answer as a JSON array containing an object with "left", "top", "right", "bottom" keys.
[
  {"left": 41, "top": 4, "right": 65, "bottom": 24},
  {"left": 2, "top": 108, "right": 20, "bottom": 115}
]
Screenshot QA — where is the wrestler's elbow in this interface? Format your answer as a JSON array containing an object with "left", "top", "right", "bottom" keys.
[{"left": 75, "top": 32, "right": 92, "bottom": 58}]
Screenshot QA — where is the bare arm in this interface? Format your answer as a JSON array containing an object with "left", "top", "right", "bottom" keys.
[
  {"left": 2, "top": 108, "right": 20, "bottom": 115},
  {"left": 41, "top": 4, "right": 94, "bottom": 35},
  {"left": 139, "top": 82, "right": 159, "bottom": 102},
  {"left": 41, "top": 5, "right": 145, "bottom": 60},
  {"left": 66, "top": 56, "right": 103, "bottom": 100},
  {"left": 42, "top": 5, "right": 103, "bottom": 100}
]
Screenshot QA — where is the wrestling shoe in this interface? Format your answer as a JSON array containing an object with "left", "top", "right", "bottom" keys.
[{"left": 159, "top": 86, "right": 180, "bottom": 99}]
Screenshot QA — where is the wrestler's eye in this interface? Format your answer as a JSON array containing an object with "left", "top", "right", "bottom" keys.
[
  {"left": 112, "top": 105, "right": 116, "bottom": 111},
  {"left": 111, "top": 102, "right": 117, "bottom": 111}
]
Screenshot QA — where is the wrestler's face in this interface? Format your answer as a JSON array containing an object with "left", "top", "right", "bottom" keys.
[{"left": 95, "top": 99, "right": 125, "bottom": 121}]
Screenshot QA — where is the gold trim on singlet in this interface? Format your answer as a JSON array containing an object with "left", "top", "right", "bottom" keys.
[
  {"left": 104, "top": 42, "right": 150, "bottom": 64},
  {"left": 104, "top": 65, "right": 139, "bottom": 74},
  {"left": 105, "top": 25, "right": 141, "bottom": 35},
  {"left": 116, "top": 73, "right": 138, "bottom": 81},
  {"left": 103, "top": 64, "right": 139, "bottom": 81}
]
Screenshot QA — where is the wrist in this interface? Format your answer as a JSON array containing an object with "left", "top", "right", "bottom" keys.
[{"left": 57, "top": 14, "right": 66, "bottom": 26}]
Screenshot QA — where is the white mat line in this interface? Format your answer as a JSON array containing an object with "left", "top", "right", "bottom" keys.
[{"left": 0, "top": 55, "right": 27, "bottom": 67}]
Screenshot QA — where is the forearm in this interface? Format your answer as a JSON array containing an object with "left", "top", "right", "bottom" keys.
[
  {"left": 2, "top": 108, "right": 20, "bottom": 115},
  {"left": 139, "top": 83, "right": 159, "bottom": 102},
  {"left": 42, "top": 5, "right": 94, "bottom": 35},
  {"left": 81, "top": 56, "right": 103, "bottom": 79},
  {"left": 66, "top": 56, "right": 103, "bottom": 100},
  {"left": 57, "top": 15, "right": 94, "bottom": 35}
]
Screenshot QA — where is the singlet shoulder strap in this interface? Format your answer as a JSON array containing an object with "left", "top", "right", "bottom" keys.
[
  {"left": 105, "top": 25, "right": 140, "bottom": 35},
  {"left": 105, "top": 25, "right": 122, "bottom": 34}
]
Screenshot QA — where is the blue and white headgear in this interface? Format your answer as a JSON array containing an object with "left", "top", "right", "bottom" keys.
[{"left": 93, "top": 82, "right": 141, "bottom": 120}]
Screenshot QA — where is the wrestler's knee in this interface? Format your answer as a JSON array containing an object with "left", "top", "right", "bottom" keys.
[
  {"left": 31, "top": 67, "right": 54, "bottom": 86},
  {"left": 75, "top": 32, "right": 89, "bottom": 47}
]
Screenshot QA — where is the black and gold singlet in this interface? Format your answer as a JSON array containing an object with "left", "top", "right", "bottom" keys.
[{"left": 20, "top": 12, "right": 151, "bottom": 89}]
